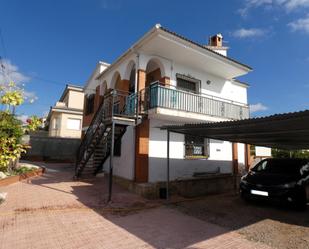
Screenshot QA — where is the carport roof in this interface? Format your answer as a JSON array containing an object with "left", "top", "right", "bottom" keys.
[{"left": 160, "top": 110, "right": 309, "bottom": 150}]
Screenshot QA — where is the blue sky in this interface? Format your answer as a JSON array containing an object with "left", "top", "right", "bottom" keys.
[{"left": 0, "top": 0, "right": 308, "bottom": 119}]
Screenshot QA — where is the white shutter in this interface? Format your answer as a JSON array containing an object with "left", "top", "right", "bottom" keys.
[{"left": 67, "top": 118, "right": 81, "bottom": 130}]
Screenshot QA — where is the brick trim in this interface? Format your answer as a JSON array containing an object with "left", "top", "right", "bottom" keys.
[{"left": 0, "top": 167, "right": 45, "bottom": 187}]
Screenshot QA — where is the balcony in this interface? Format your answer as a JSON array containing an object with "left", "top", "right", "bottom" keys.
[
  {"left": 138, "top": 82, "right": 249, "bottom": 121},
  {"left": 97, "top": 82, "right": 249, "bottom": 124}
]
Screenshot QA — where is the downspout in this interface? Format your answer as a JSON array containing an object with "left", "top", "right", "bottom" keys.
[
  {"left": 133, "top": 51, "right": 139, "bottom": 182},
  {"left": 166, "top": 129, "right": 170, "bottom": 201},
  {"left": 134, "top": 52, "right": 139, "bottom": 125}
]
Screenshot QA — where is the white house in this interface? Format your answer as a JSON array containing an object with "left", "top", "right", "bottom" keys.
[{"left": 76, "top": 24, "right": 252, "bottom": 198}]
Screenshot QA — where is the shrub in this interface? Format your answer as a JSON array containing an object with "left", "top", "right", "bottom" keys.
[
  {"left": 272, "top": 149, "right": 309, "bottom": 159},
  {"left": 0, "top": 82, "right": 41, "bottom": 172}
]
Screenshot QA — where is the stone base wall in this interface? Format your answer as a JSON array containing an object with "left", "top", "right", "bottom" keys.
[{"left": 113, "top": 174, "right": 238, "bottom": 199}]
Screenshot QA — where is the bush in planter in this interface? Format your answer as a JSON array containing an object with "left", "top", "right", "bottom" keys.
[{"left": 14, "top": 166, "right": 35, "bottom": 175}]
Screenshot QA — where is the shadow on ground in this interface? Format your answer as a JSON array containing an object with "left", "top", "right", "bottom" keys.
[
  {"left": 28, "top": 162, "right": 309, "bottom": 249},
  {"left": 172, "top": 192, "right": 309, "bottom": 249}
]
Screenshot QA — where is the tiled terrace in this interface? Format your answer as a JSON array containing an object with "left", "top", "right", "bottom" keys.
[{"left": 0, "top": 163, "right": 272, "bottom": 249}]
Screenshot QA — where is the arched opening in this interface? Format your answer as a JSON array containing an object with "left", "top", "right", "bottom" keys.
[
  {"left": 110, "top": 71, "right": 130, "bottom": 115},
  {"left": 128, "top": 64, "right": 136, "bottom": 94},
  {"left": 101, "top": 81, "right": 107, "bottom": 96},
  {"left": 145, "top": 58, "right": 165, "bottom": 88},
  {"left": 124, "top": 60, "right": 136, "bottom": 94},
  {"left": 112, "top": 72, "right": 122, "bottom": 91},
  {"left": 99, "top": 81, "right": 107, "bottom": 104}
]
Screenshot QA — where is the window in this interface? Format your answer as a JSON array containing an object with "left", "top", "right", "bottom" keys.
[
  {"left": 67, "top": 118, "right": 81, "bottom": 130},
  {"left": 53, "top": 117, "right": 60, "bottom": 130},
  {"left": 114, "top": 138, "right": 121, "bottom": 156},
  {"left": 176, "top": 74, "right": 200, "bottom": 93},
  {"left": 85, "top": 94, "right": 95, "bottom": 115},
  {"left": 185, "top": 134, "right": 209, "bottom": 158}
]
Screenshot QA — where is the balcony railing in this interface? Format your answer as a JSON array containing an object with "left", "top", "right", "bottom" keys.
[
  {"left": 139, "top": 82, "right": 249, "bottom": 120},
  {"left": 84, "top": 82, "right": 249, "bottom": 129}
]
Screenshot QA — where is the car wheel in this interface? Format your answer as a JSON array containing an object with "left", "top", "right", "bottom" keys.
[
  {"left": 240, "top": 191, "right": 250, "bottom": 202},
  {"left": 293, "top": 188, "right": 307, "bottom": 211}
]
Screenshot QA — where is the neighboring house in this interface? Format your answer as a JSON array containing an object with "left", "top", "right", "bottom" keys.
[
  {"left": 46, "top": 84, "right": 84, "bottom": 138},
  {"left": 76, "top": 24, "right": 252, "bottom": 197}
]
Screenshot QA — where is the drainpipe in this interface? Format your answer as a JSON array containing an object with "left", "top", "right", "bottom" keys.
[
  {"left": 133, "top": 52, "right": 139, "bottom": 182},
  {"left": 134, "top": 53, "right": 139, "bottom": 125},
  {"left": 166, "top": 129, "right": 170, "bottom": 201}
]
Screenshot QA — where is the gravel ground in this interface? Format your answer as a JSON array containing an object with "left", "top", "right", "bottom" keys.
[{"left": 173, "top": 192, "right": 309, "bottom": 249}]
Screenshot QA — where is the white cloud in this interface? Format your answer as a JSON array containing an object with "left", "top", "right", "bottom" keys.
[
  {"left": 0, "top": 59, "right": 38, "bottom": 103},
  {"left": 17, "top": 115, "right": 29, "bottom": 124},
  {"left": 288, "top": 15, "right": 309, "bottom": 33},
  {"left": 42, "top": 110, "right": 50, "bottom": 118},
  {"left": 0, "top": 59, "right": 30, "bottom": 85},
  {"left": 231, "top": 28, "right": 267, "bottom": 38},
  {"left": 100, "top": 0, "right": 122, "bottom": 9},
  {"left": 23, "top": 90, "right": 38, "bottom": 103},
  {"left": 283, "top": 0, "right": 309, "bottom": 11},
  {"left": 239, "top": 0, "right": 273, "bottom": 17},
  {"left": 239, "top": 0, "right": 309, "bottom": 16},
  {"left": 250, "top": 103, "right": 269, "bottom": 113}
]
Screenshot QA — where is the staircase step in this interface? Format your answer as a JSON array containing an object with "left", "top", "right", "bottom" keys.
[{"left": 75, "top": 121, "right": 128, "bottom": 178}]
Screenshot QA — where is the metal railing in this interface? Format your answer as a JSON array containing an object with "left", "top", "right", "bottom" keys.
[
  {"left": 75, "top": 90, "right": 136, "bottom": 175},
  {"left": 139, "top": 82, "right": 249, "bottom": 120}
]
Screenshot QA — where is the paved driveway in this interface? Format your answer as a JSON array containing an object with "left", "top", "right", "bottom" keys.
[
  {"left": 174, "top": 192, "right": 309, "bottom": 249},
  {"left": 0, "top": 163, "right": 271, "bottom": 249}
]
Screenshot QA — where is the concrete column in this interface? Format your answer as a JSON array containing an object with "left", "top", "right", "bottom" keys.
[
  {"left": 232, "top": 142, "right": 239, "bottom": 175},
  {"left": 134, "top": 69, "right": 149, "bottom": 183},
  {"left": 137, "top": 69, "right": 146, "bottom": 91},
  {"left": 245, "top": 144, "right": 251, "bottom": 171},
  {"left": 160, "top": 76, "right": 170, "bottom": 86}
]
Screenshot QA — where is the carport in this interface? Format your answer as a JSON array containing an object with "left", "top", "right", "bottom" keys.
[{"left": 161, "top": 110, "right": 309, "bottom": 200}]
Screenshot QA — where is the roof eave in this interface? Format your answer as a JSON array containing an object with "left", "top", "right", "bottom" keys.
[
  {"left": 93, "top": 24, "right": 252, "bottom": 83},
  {"left": 95, "top": 25, "right": 161, "bottom": 80},
  {"left": 158, "top": 26, "right": 252, "bottom": 72}
]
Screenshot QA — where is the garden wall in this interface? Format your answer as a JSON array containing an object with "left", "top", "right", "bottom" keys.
[{"left": 22, "top": 135, "right": 80, "bottom": 162}]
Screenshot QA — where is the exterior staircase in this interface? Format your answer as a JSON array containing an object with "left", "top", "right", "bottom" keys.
[{"left": 74, "top": 90, "right": 136, "bottom": 179}]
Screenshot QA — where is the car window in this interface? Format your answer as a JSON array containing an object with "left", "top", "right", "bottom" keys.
[
  {"left": 253, "top": 160, "right": 268, "bottom": 172},
  {"left": 252, "top": 159, "right": 307, "bottom": 175},
  {"left": 300, "top": 163, "right": 309, "bottom": 176}
]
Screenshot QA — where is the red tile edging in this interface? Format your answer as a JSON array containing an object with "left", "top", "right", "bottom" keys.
[{"left": 0, "top": 167, "right": 45, "bottom": 187}]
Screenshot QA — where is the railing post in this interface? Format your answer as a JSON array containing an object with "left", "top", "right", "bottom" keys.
[
  {"left": 108, "top": 90, "right": 115, "bottom": 202},
  {"left": 108, "top": 121, "right": 115, "bottom": 203},
  {"left": 135, "top": 91, "right": 139, "bottom": 124}
]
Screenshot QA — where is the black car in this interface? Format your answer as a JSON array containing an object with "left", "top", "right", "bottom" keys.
[{"left": 240, "top": 158, "right": 309, "bottom": 208}]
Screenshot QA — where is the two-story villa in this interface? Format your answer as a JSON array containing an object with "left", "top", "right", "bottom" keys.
[
  {"left": 75, "top": 24, "right": 252, "bottom": 198},
  {"left": 46, "top": 84, "right": 84, "bottom": 138}
]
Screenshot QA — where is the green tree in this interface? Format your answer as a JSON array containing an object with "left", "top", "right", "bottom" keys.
[
  {"left": 272, "top": 148, "right": 309, "bottom": 159},
  {"left": 0, "top": 82, "right": 41, "bottom": 172}
]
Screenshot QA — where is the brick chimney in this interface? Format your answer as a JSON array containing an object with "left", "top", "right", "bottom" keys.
[
  {"left": 206, "top": 33, "right": 228, "bottom": 56},
  {"left": 209, "top": 33, "right": 223, "bottom": 47}
]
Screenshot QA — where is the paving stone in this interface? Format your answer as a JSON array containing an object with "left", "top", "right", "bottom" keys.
[{"left": 0, "top": 163, "right": 272, "bottom": 249}]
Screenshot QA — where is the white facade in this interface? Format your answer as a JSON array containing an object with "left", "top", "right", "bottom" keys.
[
  {"left": 148, "top": 119, "right": 234, "bottom": 182},
  {"left": 84, "top": 25, "right": 251, "bottom": 182},
  {"left": 103, "top": 126, "right": 135, "bottom": 180}
]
